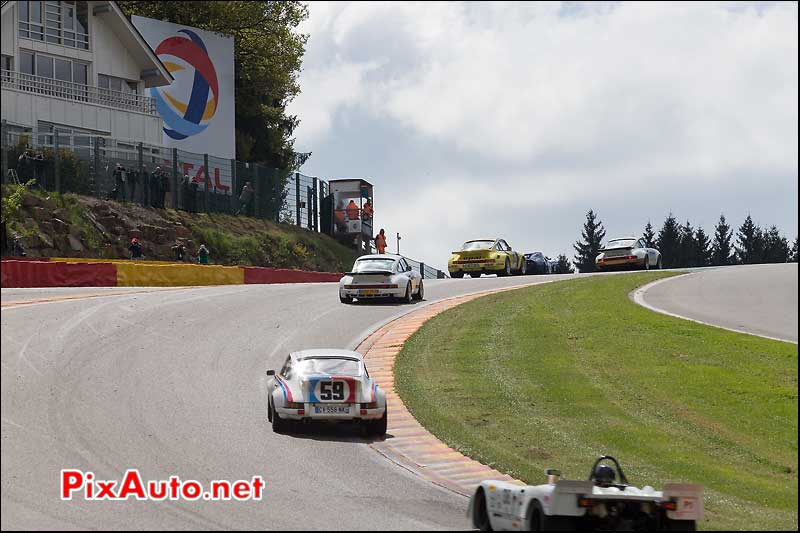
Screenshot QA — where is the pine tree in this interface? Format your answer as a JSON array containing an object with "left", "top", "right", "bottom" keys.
[
  {"left": 642, "top": 221, "right": 656, "bottom": 248},
  {"left": 736, "top": 215, "right": 763, "bottom": 264},
  {"left": 573, "top": 210, "right": 606, "bottom": 273},
  {"left": 791, "top": 238, "right": 798, "bottom": 263},
  {"left": 678, "top": 220, "right": 697, "bottom": 267},
  {"left": 656, "top": 213, "right": 681, "bottom": 268},
  {"left": 711, "top": 214, "right": 733, "bottom": 266},
  {"left": 553, "top": 254, "right": 575, "bottom": 274},
  {"left": 762, "top": 225, "right": 790, "bottom": 263},
  {"left": 694, "top": 226, "right": 712, "bottom": 267}
]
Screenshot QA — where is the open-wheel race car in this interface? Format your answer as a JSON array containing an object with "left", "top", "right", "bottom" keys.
[{"left": 468, "top": 456, "right": 702, "bottom": 531}]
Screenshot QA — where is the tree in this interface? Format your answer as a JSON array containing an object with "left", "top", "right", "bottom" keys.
[
  {"left": 642, "top": 221, "right": 656, "bottom": 248},
  {"left": 553, "top": 254, "right": 575, "bottom": 274},
  {"left": 677, "top": 220, "right": 697, "bottom": 268},
  {"left": 694, "top": 226, "right": 712, "bottom": 267},
  {"left": 735, "top": 215, "right": 764, "bottom": 264},
  {"left": 791, "top": 238, "right": 798, "bottom": 263},
  {"left": 656, "top": 213, "right": 681, "bottom": 268},
  {"left": 710, "top": 214, "right": 734, "bottom": 266},
  {"left": 573, "top": 210, "right": 606, "bottom": 273},
  {"left": 762, "top": 225, "right": 790, "bottom": 263},
  {"left": 118, "top": 1, "right": 310, "bottom": 168}
]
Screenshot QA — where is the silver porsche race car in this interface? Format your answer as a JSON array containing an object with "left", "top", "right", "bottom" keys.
[
  {"left": 339, "top": 254, "right": 424, "bottom": 304},
  {"left": 469, "top": 456, "right": 703, "bottom": 531},
  {"left": 266, "top": 349, "right": 387, "bottom": 436},
  {"left": 596, "top": 237, "right": 663, "bottom": 271}
]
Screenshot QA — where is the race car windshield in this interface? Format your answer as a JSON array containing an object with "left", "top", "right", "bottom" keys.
[
  {"left": 297, "top": 357, "right": 362, "bottom": 377},
  {"left": 461, "top": 241, "right": 494, "bottom": 251},
  {"left": 605, "top": 239, "right": 637, "bottom": 249},
  {"left": 353, "top": 259, "right": 396, "bottom": 272}
]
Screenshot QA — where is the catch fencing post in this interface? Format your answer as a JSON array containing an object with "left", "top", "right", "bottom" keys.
[
  {"left": 92, "top": 136, "right": 100, "bottom": 197},
  {"left": 1, "top": 119, "right": 7, "bottom": 183},
  {"left": 420, "top": 262, "right": 425, "bottom": 279},
  {"left": 203, "top": 153, "right": 210, "bottom": 212},
  {"left": 137, "top": 142, "right": 144, "bottom": 205},
  {"left": 295, "top": 172, "right": 301, "bottom": 226},
  {"left": 230, "top": 159, "right": 238, "bottom": 213},
  {"left": 171, "top": 148, "right": 179, "bottom": 209},
  {"left": 312, "top": 177, "right": 319, "bottom": 231},
  {"left": 53, "top": 131, "right": 61, "bottom": 193}
]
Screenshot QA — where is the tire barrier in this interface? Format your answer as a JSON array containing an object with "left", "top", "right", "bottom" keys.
[
  {"left": 1, "top": 259, "right": 117, "bottom": 288},
  {"left": 2, "top": 259, "right": 342, "bottom": 288}
]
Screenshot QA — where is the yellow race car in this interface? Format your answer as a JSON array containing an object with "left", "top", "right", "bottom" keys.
[{"left": 448, "top": 238, "right": 527, "bottom": 278}]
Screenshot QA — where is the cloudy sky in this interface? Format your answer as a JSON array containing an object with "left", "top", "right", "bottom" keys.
[{"left": 287, "top": 1, "right": 798, "bottom": 270}]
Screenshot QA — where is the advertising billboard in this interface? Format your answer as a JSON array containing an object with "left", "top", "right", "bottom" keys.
[{"left": 131, "top": 16, "right": 236, "bottom": 163}]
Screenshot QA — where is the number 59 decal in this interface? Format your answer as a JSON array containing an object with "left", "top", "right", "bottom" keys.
[{"left": 317, "top": 381, "right": 347, "bottom": 402}]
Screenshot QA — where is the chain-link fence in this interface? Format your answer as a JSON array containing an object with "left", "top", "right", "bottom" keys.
[{"left": 1, "top": 121, "right": 326, "bottom": 231}]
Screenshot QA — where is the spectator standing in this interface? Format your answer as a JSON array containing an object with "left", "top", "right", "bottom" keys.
[
  {"left": 150, "top": 166, "right": 163, "bottom": 207},
  {"left": 189, "top": 178, "right": 199, "bottom": 213},
  {"left": 237, "top": 181, "right": 255, "bottom": 216},
  {"left": 346, "top": 199, "right": 360, "bottom": 221},
  {"left": 128, "top": 238, "right": 143, "bottom": 260},
  {"left": 171, "top": 240, "right": 186, "bottom": 262},
  {"left": 112, "top": 163, "right": 127, "bottom": 201},
  {"left": 161, "top": 169, "right": 171, "bottom": 208},
  {"left": 375, "top": 228, "right": 388, "bottom": 254},
  {"left": 128, "top": 167, "right": 139, "bottom": 204},
  {"left": 16, "top": 150, "right": 34, "bottom": 181},
  {"left": 362, "top": 199, "right": 374, "bottom": 220},
  {"left": 34, "top": 152, "right": 46, "bottom": 190},
  {"left": 141, "top": 165, "right": 150, "bottom": 206},
  {"left": 198, "top": 244, "right": 210, "bottom": 264}
]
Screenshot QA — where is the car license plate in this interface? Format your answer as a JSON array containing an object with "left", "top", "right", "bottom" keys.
[
  {"left": 314, "top": 404, "right": 351, "bottom": 415},
  {"left": 359, "top": 289, "right": 379, "bottom": 296}
]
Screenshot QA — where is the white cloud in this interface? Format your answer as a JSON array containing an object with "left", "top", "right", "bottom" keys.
[{"left": 289, "top": 1, "right": 798, "bottom": 269}]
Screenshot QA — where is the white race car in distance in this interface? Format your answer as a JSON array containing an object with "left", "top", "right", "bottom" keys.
[
  {"left": 267, "top": 349, "right": 387, "bottom": 436},
  {"left": 596, "top": 237, "right": 663, "bottom": 271},
  {"left": 469, "top": 456, "right": 702, "bottom": 531},
  {"left": 339, "top": 254, "right": 424, "bottom": 304}
]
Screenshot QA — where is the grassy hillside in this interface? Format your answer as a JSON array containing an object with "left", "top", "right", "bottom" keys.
[{"left": 3, "top": 186, "right": 358, "bottom": 272}]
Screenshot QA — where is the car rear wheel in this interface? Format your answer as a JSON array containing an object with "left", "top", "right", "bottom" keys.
[
  {"left": 367, "top": 406, "right": 388, "bottom": 437},
  {"left": 400, "top": 283, "right": 413, "bottom": 304},
  {"left": 657, "top": 257, "right": 663, "bottom": 269},
  {"left": 472, "top": 488, "right": 493, "bottom": 531},
  {"left": 642, "top": 257, "right": 651, "bottom": 271},
  {"left": 271, "top": 400, "right": 288, "bottom": 434},
  {"left": 517, "top": 260, "right": 527, "bottom": 276},
  {"left": 528, "top": 500, "right": 573, "bottom": 531},
  {"left": 450, "top": 271, "right": 464, "bottom": 278},
  {"left": 500, "top": 259, "right": 511, "bottom": 277},
  {"left": 340, "top": 294, "right": 353, "bottom": 304},
  {"left": 413, "top": 280, "right": 425, "bottom": 300}
]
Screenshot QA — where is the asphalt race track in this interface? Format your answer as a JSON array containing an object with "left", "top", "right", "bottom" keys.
[
  {"left": 2, "top": 265, "right": 797, "bottom": 530},
  {"left": 1, "top": 274, "right": 569, "bottom": 530},
  {"left": 639, "top": 264, "right": 798, "bottom": 343}
]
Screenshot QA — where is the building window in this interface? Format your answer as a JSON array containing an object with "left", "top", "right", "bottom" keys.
[
  {"left": 19, "top": 1, "right": 89, "bottom": 50},
  {"left": 37, "top": 122, "right": 93, "bottom": 159},
  {"left": 1, "top": 55, "right": 12, "bottom": 71},
  {"left": 98, "top": 74, "right": 139, "bottom": 95},
  {"left": 17, "top": 51, "right": 88, "bottom": 83}
]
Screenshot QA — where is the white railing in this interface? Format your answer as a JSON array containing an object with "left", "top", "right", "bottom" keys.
[{"left": 1, "top": 69, "right": 157, "bottom": 116}]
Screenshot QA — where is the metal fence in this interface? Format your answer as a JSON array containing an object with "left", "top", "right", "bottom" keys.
[
  {"left": 0, "top": 122, "right": 325, "bottom": 231},
  {"left": 1, "top": 120, "right": 448, "bottom": 276}
]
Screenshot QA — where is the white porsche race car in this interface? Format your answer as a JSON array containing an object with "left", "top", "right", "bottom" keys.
[
  {"left": 339, "top": 254, "right": 424, "bottom": 304},
  {"left": 596, "top": 237, "right": 663, "bottom": 271},
  {"left": 266, "top": 349, "right": 387, "bottom": 436},
  {"left": 469, "top": 456, "right": 703, "bottom": 531}
]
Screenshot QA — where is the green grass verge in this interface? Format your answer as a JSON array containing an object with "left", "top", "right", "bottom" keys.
[{"left": 395, "top": 273, "right": 798, "bottom": 531}]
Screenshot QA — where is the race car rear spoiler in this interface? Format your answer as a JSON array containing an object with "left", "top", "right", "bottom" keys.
[{"left": 345, "top": 270, "right": 394, "bottom": 276}]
